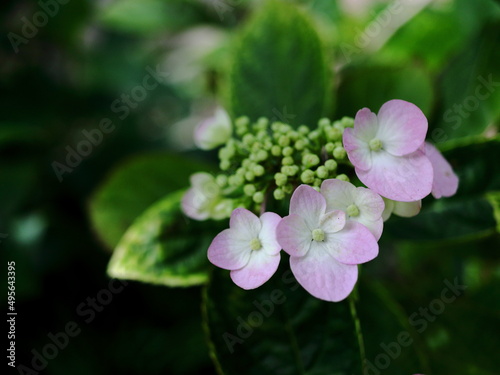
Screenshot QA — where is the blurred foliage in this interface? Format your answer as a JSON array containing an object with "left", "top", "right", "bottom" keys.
[{"left": 1, "top": 0, "right": 499, "bottom": 374}]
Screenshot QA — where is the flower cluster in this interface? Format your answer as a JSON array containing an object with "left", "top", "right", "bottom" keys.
[{"left": 182, "top": 100, "right": 459, "bottom": 302}]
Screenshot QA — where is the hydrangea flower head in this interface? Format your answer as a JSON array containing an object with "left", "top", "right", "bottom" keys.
[
  {"left": 194, "top": 107, "right": 232, "bottom": 150},
  {"left": 207, "top": 208, "right": 281, "bottom": 289},
  {"left": 343, "top": 100, "right": 433, "bottom": 202},
  {"left": 424, "top": 142, "right": 459, "bottom": 199},
  {"left": 320, "top": 179, "right": 384, "bottom": 240},
  {"left": 276, "top": 185, "right": 378, "bottom": 302}
]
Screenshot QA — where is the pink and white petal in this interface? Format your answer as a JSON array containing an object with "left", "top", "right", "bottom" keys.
[
  {"left": 354, "top": 108, "right": 379, "bottom": 141},
  {"left": 289, "top": 185, "right": 325, "bottom": 229},
  {"left": 208, "top": 229, "right": 251, "bottom": 270},
  {"left": 381, "top": 197, "right": 394, "bottom": 221},
  {"left": 259, "top": 212, "right": 282, "bottom": 255},
  {"left": 425, "top": 142, "right": 459, "bottom": 199},
  {"left": 320, "top": 179, "right": 354, "bottom": 212},
  {"left": 230, "top": 251, "right": 280, "bottom": 290},
  {"left": 354, "top": 187, "right": 385, "bottom": 220},
  {"left": 393, "top": 200, "right": 422, "bottom": 217},
  {"left": 376, "top": 100, "right": 428, "bottom": 156},
  {"left": 290, "top": 245, "right": 358, "bottom": 302},
  {"left": 276, "top": 214, "right": 312, "bottom": 257},
  {"left": 325, "top": 221, "right": 379, "bottom": 264},
  {"left": 343, "top": 128, "right": 372, "bottom": 171},
  {"left": 355, "top": 216, "right": 384, "bottom": 240},
  {"left": 320, "top": 210, "right": 346, "bottom": 234},
  {"left": 356, "top": 150, "right": 433, "bottom": 202},
  {"left": 181, "top": 188, "right": 209, "bottom": 220},
  {"left": 229, "top": 208, "right": 261, "bottom": 241}
]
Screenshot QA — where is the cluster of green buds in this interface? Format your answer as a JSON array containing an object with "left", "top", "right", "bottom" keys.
[{"left": 214, "top": 115, "right": 355, "bottom": 210}]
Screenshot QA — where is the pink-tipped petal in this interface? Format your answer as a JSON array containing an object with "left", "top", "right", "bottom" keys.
[
  {"left": 353, "top": 187, "right": 385, "bottom": 219},
  {"left": 229, "top": 208, "right": 261, "bottom": 241},
  {"left": 289, "top": 185, "right": 326, "bottom": 229},
  {"left": 356, "top": 150, "right": 433, "bottom": 202},
  {"left": 321, "top": 179, "right": 353, "bottom": 212},
  {"left": 425, "top": 142, "right": 459, "bottom": 199},
  {"left": 259, "top": 212, "right": 282, "bottom": 255},
  {"left": 354, "top": 108, "right": 379, "bottom": 141},
  {"left": 230, "top": 251, "right": 280, "bottom": 290},
  {"left": 323, "top": 221, "right": 379, "bottom": 264},
  {"left": 277, "top": 214, "right": 312, "bottom": 257},
  {"left": 290, "top": 245, "right": 358, "bottom": 302},
  {"left": 320, "top": 210, "right": 346, "bottom": 233},
  {"left": 376, "top": 100, "right": 428, "bottom": 156},
  {"left": 393, "top": 200, "right": 422, "bottom": 217},
  {"left": 343, "top": 128, "right": 372, "bottom": 171},
  {"left": 207, "top": 229, "right": 251, "bottom": 270}
]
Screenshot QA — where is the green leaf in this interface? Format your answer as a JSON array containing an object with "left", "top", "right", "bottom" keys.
[
  {"left": 486, "top": 191, "right": 500, "bottom": 233},
  {"left": 385, "top": 138, "right": 500, "bottom": 241},
  {"left": 335, "top": 64, "right": 434, "bottom": 118},
  {"left": 108, "top": 190, "right": 220, "bottom": 287},
  {"left": 228, "top": 1, "right": 329, "bottom": 126},
  {"left": 89, "top": 152, "right": 212, "bottom": 250},
  {"left": 430, "top": 21, "right": 500, "bottom": 142},
  {"left": 202, "top": 265, "right": 363, "bottom": 375}
]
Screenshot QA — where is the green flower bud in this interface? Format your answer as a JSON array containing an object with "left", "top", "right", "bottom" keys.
[
  {"left": 218, "top": 147, "right": 234, "bottom": 160},
  {"left": 302, "top": 154, "right": 320, "bottom": 168},
  {"left": 278, "top": 135, "right": 290, "bottom": 147},
  {"left": 255, "top": 149, "right": 268, "bottom": 162},
  {"left": 308, "top": 130, "right": 320, "bottom": 140},
  {"left": 253, "top": 164, "right": 265, "bottom": 176},
  {"left": 256, "top": 130, "right": 268, "bottom": 141},
  {"left": 288, "top": 131, "right": 299, "bottom": 140},
  {"left": 324, "top": 142, "right": 335, "bottom": 153},
  {"left": 325, "top": 127, "right": 342, "bottom": 141},
  {"left": 228, "top": 174, "right": 244, "bottom": 186},
  {"left": 333, "top": 146, "right": 346, "bottom": 159},
  {"left": 215, "top": 174, "right": 228, "bottom": 187},
  {"left": 336, "top": 174, "right": 349, "bottom": 182},
  {"left": 298, "top": 125, "right": 310, "bottom": 135},
  {"left": 318, "top": 118, "right": 330, "bottom": 128},
  {"left": 253, "top": 191, "right": 264, "bottom": 204},
  {"left": 242, "top": 133, "right": 254, "bottom": 146},
  {"left": 282, "top": 146, "right": 294, "bottom": 156},
  {"left": 236, "top": 167, "right": 246, "bottom": 176},
  {"left": 244, "top": 184, "right": 256, "bottom": 196},
  {"left": 271, "top": 122, "right": 281, "bottom": 132},
  {"left": 294, "top": 139, "right": 307, "bottom": 151},
  {"left": 274, "top": 172, "right": 288, "bottom": 186},
  {"left": 273, "top": 188, "right": 285, "bottom": 200},
  {"left": 245, "top": 171, "right": 255, "bottom": 181},
  {"left": 256, "top": 117, "right": 269, "bottom": 130},
  {"left": 301, "top": 169, "right": 315, "bottom": 184},
  {"left": 281, "top": 165, "right": 299, "bottom": 176},
  {"left": 220, "top": 160, "right": 231, "bottom": 170},
  {"left": 341, "top": 116, "right": 354, "bottom": 128},
  {"left": 279, "top": 124, "right": 291, "bottom": 134},
  {"left": 316, "top": 166, "right": 329, "bottom": 179},
  {"left": 271, "top": 145, "right": 282, "bottom": 156},
  {"left": 242, "top": 158, "right": 252, "bottom": 168},
  {"left": 324, "top": 159, "right": 338, "bottom": 171},
  {"left": 235, "top": 116, "right": 250, "bottom": 128},
  {"left": 282, "top": 156, "right": 294, "bottom": 166},
  {"left": 282, "top": 184, "right": 294, "bottom": 194},
  {"left": 313, "top": 178, "right": 322, "bottom": 187}
]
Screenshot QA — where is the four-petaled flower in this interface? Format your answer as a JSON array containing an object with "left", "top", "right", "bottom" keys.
[
  {"left": 343, "top": 99, "right": 433, "bottom": 202},
  {"left": 321, "top": 179, "right": 385, "bottom": 240},
  {"left": 207, "top": 208, "right": 281, "bottom": 289},
  {"left": 276, "top": 185, "right": 379, "bottom": 302}
]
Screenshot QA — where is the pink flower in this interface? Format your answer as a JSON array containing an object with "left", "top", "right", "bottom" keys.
[
  {"left": 424, "top": 142, "right": 459, "bottom": 199},
  {"left": 207, "top": 208, "right": 281, "bottom": 289},
  {"left": 320, "top": 179, "right": 384, "bottom": 240},
  {"left": 343, "top": 100, "right": 433, "bottom": 202},
  {"left": 194, "top": 107, "right": 232, "bottom": 150},
  {"left": 276, "top": 185, "right": 378, "bottom": 302}
]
